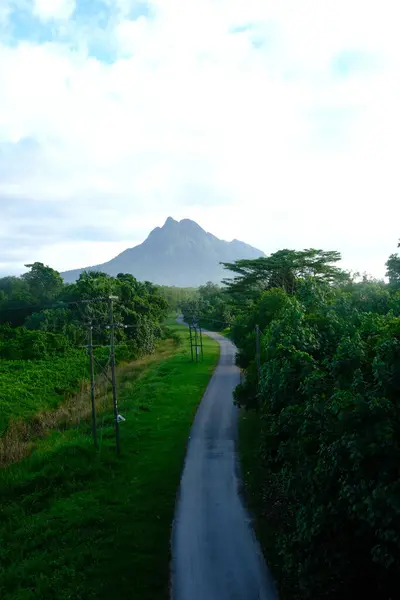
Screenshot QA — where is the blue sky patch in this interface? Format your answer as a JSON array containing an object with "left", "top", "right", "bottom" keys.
[
  {"left": 230, "top": 23, "right": 254, "bottom": 34},
  {"left": 128, "top": 1, "right": 152, "bottom": 20},
  {"left": 331, "top": 50, "right": 378, "bottom": 78},
  {"left": 73, "top": 0, "right": 113, "bottom": 28},
  {"left": 8, "top": 6, "right": 54, "bottom": 45},
  {"left": 4, "top": 0, "right": 153, "bottom": 61}
]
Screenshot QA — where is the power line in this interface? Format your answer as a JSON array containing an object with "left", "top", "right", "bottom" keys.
[
  {"left": 1, "top": 293, "right": 165, "bottom": 456},
  {"left": 187, "top": 317, "right": 204, "bottom": 364},
  {"left": 189, "top": 325, "right": 194, "bottom": 362},
  {"left": 80, "top": 296, "right": 122, "bottom": 456}
]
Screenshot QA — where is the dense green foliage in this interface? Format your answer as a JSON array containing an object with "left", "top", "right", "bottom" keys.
[
  {"left": 222, "top": 248, "right": 348, "bottom": 304},
  {"left": 0, "top": 324, "right": 220, "bottom": 600},
  {"left": 0, "top": 264, "right": 168, "bottom": 349},
  {"left": 0, "top": 264, "right": 169, "bottom": 435},
  {"left": 0, "top": 352, "right": 88, "bottom": 436},
  {"left": 180, "top": 281, "right": 233, "bottom": 330},
  {"left": 201, "top": 244, "right": 400, "bottom": 599},
  {"left": 0, "top": 324, "right": 71, "bottom": 360},
  {"left": 157, "top": 285, "right": 197, "bottom": 311}
]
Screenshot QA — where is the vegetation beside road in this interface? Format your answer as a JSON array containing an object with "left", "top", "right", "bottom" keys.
[
  {"left": 3, "top": 238, "right": 400, "bottom": 599},
  {"left": 0, "top": 323, "right": 219, "bottom": 600},
  {"left": 180, "top": 281, "right": 233, "bottom": 331},
  {"left": 186, "top": 244, "right": 400, "bottom": 599},
  {"left": 0, "top": 350, "right": 88, "bottom": 437},
  {"left": 0, "top": 264, "right": 173, "bottom": 467}
]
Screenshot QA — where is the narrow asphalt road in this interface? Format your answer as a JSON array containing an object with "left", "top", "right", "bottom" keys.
[{"left": 171, "top": 330, "right": 277, "bottom": 600}]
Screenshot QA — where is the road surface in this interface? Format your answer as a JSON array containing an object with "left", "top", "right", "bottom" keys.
[{"left": 171, "top": 330, "right": 277, "bottom": 600}]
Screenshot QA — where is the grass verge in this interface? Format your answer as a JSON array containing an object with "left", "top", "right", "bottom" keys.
[
  {"left": 0, "top": 323, "right": 220, "bottom": 600},
  {"left": 0, "top": 339, "right": 176, "bottom": 467}
]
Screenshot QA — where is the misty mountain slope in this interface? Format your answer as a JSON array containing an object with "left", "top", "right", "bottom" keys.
[{"left": 61, "top": 217, "right": 265, "bottom": 286}]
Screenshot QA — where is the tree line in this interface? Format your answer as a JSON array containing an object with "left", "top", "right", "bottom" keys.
[
  {"left": 182, "top": 243, "right": 400, "bottom": 599},
  {"left": 0, "top": 263, "right": 169, "bottom": 361}
]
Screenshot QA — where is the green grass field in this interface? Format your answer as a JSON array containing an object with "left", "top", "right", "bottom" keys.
[
  {"left": 0, "top": 324, "right": 220, "bottom": 600},
  {"left": 0, "top": 351, "right": 88, "bottom": 436}
]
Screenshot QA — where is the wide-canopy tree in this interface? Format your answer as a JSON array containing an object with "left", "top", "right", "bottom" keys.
[
  {"left": 0, "top": 263, "right": 64, "bottom": 326},
  {"left": 222, "top": 248, "right": 346, "bottom": 305},
  {"left": 22, "top": 262, "right": 64, "bottom": 303}
]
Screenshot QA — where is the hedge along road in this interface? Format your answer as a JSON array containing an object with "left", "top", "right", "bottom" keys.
[{"left": 171, "top": 330, "right": 277, "bottom": 600}]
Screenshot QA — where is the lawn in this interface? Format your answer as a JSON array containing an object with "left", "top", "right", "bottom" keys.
[{"left": 0, "top": 323, "right": 220, "bottom": 600}]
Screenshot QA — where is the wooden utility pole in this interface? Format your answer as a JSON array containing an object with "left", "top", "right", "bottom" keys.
[
  {"left": 88, "top": 325, "right": 98, "bottom": 448},
  {"left": 199, "top": 327, "right": 204, "bottom": 362},
  {"left": 109, "top": 296, "right": 120, "bottom": 455},
  {"left": 194, "top": 325, "right": 199, "bottom": 363},
  {"left": 189, "top": 324, "right": 194, "bottom": 362}
]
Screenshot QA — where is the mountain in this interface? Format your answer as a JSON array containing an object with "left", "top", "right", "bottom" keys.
[{"left": 61, "top": 217, "right": 265, "bottom": 286}]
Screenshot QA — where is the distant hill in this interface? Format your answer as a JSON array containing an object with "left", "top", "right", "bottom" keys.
[{"left": 61, "top": 217, "right": 265, "bottom": 286}]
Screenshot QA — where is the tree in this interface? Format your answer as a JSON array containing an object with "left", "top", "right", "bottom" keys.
[
  {"left": 386, "top": 239, "right": 400, "bottom": 290},
  {"left": 1, "top": 263, "right": 169, "bottom": 360},
  {"left": 22, "top": 262, "right": 64, "bottom": 304},
  {"left": 0, "top": 276, "right": 37, "bottom": 326},
  {"left": 222, "top": 248, "right": 346, "bottom": 304},
  {"left": 229, "top": 245, "right": 400, "bottom": 599},
  {"left": 158, "top": 286, "right": 197, "bottom": 311}
]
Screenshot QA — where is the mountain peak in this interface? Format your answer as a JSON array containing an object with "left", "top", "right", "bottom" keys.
[
  {"left": 158, "top": 217, "right": 205, "bottom": 239},
  {"left": 179, "top": 218, "right": 204, "bottom": 234},
  {"left": 180, "top": 218, "right": 200, "bottom": 226},
  {"left": 164, "top": 216, "right": 178, "bottom": 227},
  {"left": 162, "top": 217, "right": 204, "bottom": 232},
  {"left": 61, "top": 218, "right": 265, "bottom": 286}
]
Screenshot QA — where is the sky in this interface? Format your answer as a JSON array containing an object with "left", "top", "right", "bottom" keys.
[{"left": 1, "top": 0, "right": 399, "bottom": 279}]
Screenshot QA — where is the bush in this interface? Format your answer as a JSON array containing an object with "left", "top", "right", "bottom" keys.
[
  {"left": 0, "top": 325, "right": 71, "bottom": 360},
  {"left": 235, "top": 285, "right": 400, "bottom": 599}
]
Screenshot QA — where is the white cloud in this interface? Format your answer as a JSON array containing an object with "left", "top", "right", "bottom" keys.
[
  {"left": 1, "top": 0, "right": 400, "bottom": 277},
  {"left": 33, "top": 0, "right": 76, "bottom": 21}
]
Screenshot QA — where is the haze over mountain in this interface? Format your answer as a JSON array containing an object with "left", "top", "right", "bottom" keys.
[{"left": 61, "top": 217, "right": 265, "bottom": 287}]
